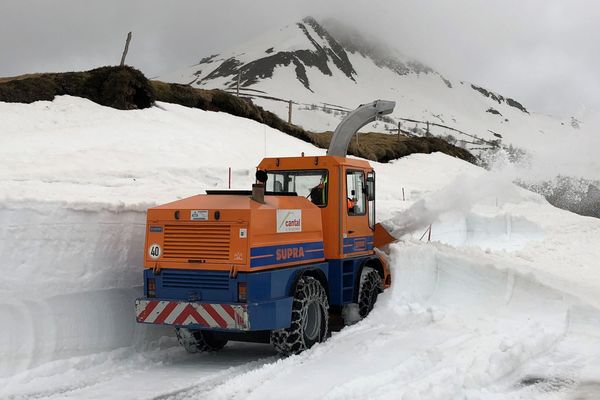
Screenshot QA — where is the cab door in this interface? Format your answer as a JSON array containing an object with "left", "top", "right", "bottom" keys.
[{"left": 343, "top": 168, "right": 374, "bottom": 257}]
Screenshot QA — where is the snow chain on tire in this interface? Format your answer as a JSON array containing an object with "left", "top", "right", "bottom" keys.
[
  {"left": 176, "top": 328, "right": 227, "bottom": 353},
  {"left": 358, "top": 267, "right": 383, "bottom": 318},
  {"left": 271, "top": 276, "right": 329, "bottom": 356}
]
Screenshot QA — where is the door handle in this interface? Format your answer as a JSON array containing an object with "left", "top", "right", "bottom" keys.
[{"left": 348, "top": 230, "right": 355, "bottom": 234}]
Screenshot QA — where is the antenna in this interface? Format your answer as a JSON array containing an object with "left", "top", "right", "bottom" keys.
[{"left": 264, "top": 124, "right": 267, "bottom": 157}]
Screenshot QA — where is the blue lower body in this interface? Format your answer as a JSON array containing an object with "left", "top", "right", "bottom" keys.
[{"left": 138, "top": 256, "right": 373, "bottom": 332}]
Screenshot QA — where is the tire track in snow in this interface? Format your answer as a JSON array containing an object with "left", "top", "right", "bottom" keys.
[
  {"left": 3, "top": 343, "right": 277, "bottom": 400},
  {"left": 164, "top": 302, "right": 463, "bottom": 399},
  {"left": 150, "top": 356, "right": 276, "bottom": 400}
]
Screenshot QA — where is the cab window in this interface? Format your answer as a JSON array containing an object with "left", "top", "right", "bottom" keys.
[
  {"left": 266, "top": 170, "right": 328, "bottom": 207},
  {"left": 346, "top": 170, "right": 366, "bottom": 215}
]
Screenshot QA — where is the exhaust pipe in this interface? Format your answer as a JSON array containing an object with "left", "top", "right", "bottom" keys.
[
  {"left": 251, "top": 170, "right": 267, "bottom": 204},
  {"left": 251, "top": 183, "right": 265, "bottom": 204}
]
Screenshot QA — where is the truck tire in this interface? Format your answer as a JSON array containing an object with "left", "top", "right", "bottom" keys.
[
  {"left": 357, "top": 267, "right": 383, "bottom": 318},
  {"left": 270, "top": 276, "right": 329, "bottom": 356},
  {"left": 175, "top": 327, "right": 228, "bottom": 353}
]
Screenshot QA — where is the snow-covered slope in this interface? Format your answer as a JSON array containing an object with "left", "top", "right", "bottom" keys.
[
  {"left": 160, "top": 17, "right": 582, "bottom": 160},
  {"left": 1, "top": 97, "right": 600, "bottom": 399}
]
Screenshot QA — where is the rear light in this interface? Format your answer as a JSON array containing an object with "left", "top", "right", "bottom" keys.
[
  {"left": 147, "top": 278, "right": 156, "bottom": 298},
  {"left": 237, "top": 282, "right": 247, "bottom": 303}
]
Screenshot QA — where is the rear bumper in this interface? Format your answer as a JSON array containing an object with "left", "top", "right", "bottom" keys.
[
  {"left": 135, "top": 297, "right": 293, "bottom": 331},
  {"left": 135, "top": 299, "right": 250, "bottom": 330}
]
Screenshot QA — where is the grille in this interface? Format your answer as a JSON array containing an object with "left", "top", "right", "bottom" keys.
[
  {"left": 163, "top": 224, "right": 231, "bottom": 261},
  {"left": 161, "top": 269, "right": 230, "bottom": 290}
]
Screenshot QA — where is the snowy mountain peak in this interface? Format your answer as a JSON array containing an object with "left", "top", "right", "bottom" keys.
[
  {"left": 161, "top": 16, "right": 576, "bottom": 153},
  {"left": 163, "top": 16, "right": 449, "bottom": 94},
  {"left": 182, "top": 16, "right": 357, "bottom": 92}
]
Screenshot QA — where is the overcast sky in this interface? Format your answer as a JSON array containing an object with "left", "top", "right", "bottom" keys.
[{"left": 1, "top": 0, "right": 598, "bottom": 118}]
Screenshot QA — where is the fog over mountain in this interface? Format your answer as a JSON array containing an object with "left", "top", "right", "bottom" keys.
[
  {"left": 1, "top": 0, "right": 599, "bottom": 117},
  {"left": 161, "top": 17, "right": 570, "bottom": 159}
]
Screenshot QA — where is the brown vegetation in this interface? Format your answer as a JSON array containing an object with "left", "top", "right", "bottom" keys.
[
  {"left": 0, "top": 73, "right": 44, "bottom": 83},
  {"left": 0, "top": 66, "right": 474, "bottom": 164},
  {"left": 0, "top": 66, "right": 153, "bottom": 109},
  {"left": 310, "top": 131, "right": 476, "bottom": 163}
]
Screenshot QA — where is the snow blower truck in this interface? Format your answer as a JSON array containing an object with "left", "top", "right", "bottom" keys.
[{"left": 135, "top": 100, "right": 397, "bottom": 355}]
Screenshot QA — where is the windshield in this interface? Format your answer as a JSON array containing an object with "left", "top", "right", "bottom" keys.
[{"left": 266, "top": 170, "right": 328, "bottom": 206}]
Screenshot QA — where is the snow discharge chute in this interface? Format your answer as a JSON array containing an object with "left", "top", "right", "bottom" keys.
[{"left": 327, "top": 100, "right": 396, "bottom": 157}]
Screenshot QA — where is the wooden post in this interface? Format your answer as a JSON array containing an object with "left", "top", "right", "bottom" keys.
[
  {"left": 237, "top": 71, "right": 241, "bottom": 97},
  {"left": 402, "top": 187, "right": 405, "bottom": 201},
  {"left": 288, "top": 100, "right": 292, "bottom": 124},
  {"left": 228, "top": 167, "right": 232, "bottom": 189},
  {"left": 120, "top": 32, "right": 132, "bottom": 66},
  {"left": 397, "top": 121, "right": 401, "bottom": 141},
  {"left": 426, "top": 121, "right": 430, "bottom": 136}
]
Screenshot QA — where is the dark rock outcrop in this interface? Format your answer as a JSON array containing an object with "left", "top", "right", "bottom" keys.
[{"left": 472, "top": 84, "right": 529, "bottom": 114}]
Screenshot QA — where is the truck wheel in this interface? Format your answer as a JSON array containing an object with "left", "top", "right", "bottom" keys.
[
  {"left": 357, "top": 267, "right": 383, "bottom": 318},
  {"left": 270, "top": 276, "right": 329, "bottom": 356},
  {"left": 176, "top": 327, "right": 228, "bottom": 353}
]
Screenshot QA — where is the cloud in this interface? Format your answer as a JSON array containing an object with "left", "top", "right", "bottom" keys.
[{"left": 0, "top": 0, "right": 598, "bottom": 117}]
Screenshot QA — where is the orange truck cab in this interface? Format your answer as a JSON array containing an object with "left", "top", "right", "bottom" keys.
[{"left": 135, "top": 100, "right": 396, "bottom": 355}]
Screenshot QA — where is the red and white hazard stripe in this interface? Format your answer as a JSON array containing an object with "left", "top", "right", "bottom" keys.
[{"left": 135, "top": 300, "right": 249, "bottom": 330}]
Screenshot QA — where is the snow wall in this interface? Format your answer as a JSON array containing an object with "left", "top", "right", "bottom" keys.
[
  {"left": 0, "top": 201, "right": 169, "bottom": 378},
  {"left": 0, "top": 198, "right": 578, "bottom": 381}
]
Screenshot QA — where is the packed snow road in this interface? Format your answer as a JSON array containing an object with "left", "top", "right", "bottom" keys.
[
  {"left": 1, "top": 341, "right": 276, "bottom": 399},
  {"left": 147, "top": 243, "right": 600, "bottom": 400},
  {"left": 3, "top": 241, "right": 599, "bottom": 400},
  {"left": 2, "top": 97, "right": 600, "bottom": 399}
]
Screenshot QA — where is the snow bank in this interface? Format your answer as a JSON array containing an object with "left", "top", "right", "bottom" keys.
[
  {"left": 2, "top": 97, "right": 600, "bottom": 398},
  {"left": 0, "top": 97, "right": 321, "bottom": 378},
  {"left": 374, "top": 153, "right": 600, "bottom": 309},
  {"left": 165, "top": 243, "right": 587, "bottom": 400},
  {"left": 0, "top": 201, "right": 144, "bottom": 299},
  {"left": 0, "top": 200, "right": 173, "bottom": 377},
  {"left": 0, "top": 96, "right": 323, "bottom": 206}
]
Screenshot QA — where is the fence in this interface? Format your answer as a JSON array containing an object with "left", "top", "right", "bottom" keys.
[{"left": 227, "top": 88, "right": 501, "bottom": 151}]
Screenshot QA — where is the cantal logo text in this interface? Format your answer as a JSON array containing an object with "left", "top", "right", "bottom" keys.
[{"left": 276, "top": 209, "right": 302, "bottom": 233}]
